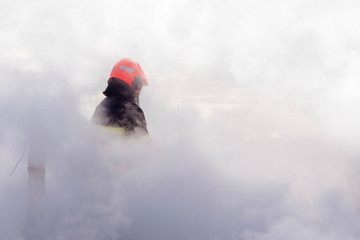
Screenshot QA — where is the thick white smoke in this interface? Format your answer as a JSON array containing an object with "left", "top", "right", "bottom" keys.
[{"left": 1, "top": 0, "right": 360, "bottom": 239}]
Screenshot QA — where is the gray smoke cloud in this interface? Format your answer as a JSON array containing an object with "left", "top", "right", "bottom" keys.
[{"left": 1, "top": 0, "right": 360, "bottom": 239}]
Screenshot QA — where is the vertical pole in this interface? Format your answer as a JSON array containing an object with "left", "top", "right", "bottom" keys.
[{"left": 24, "top": 143, "right": 46, "bottom": 240}]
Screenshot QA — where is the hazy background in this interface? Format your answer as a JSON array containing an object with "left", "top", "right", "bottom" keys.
[{"left": 1, "top": 0, "right": 360, "bottom": 239}]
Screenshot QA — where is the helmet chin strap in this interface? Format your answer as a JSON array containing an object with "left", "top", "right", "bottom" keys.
[{"left": 135, "top": 96, "right": 140, "bottom": 106}]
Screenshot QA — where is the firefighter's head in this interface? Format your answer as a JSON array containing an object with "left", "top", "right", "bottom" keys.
[{"left": 108, "top": 58, "right": 148, "bottom": 96}]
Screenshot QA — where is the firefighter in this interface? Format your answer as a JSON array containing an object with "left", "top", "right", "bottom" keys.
[{"left": 91, "top": 58, "right": 149, "bottom": 138}]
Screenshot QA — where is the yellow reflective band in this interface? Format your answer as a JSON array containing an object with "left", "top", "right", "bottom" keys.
[
  {"left": 103, "top": 126, "right": 125, "bottom": 134},
  {"left": 102, "top": 126, "right": 151, "bottom": 141}
]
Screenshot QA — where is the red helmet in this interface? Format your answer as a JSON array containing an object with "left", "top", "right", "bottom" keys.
[{"left": 109, "top": 58, "right": 148, "bottom": 94}]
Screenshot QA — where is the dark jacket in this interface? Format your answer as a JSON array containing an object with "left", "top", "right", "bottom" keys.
[{"left": 91, "top": 78, "right": 148, "bottom": 137}]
